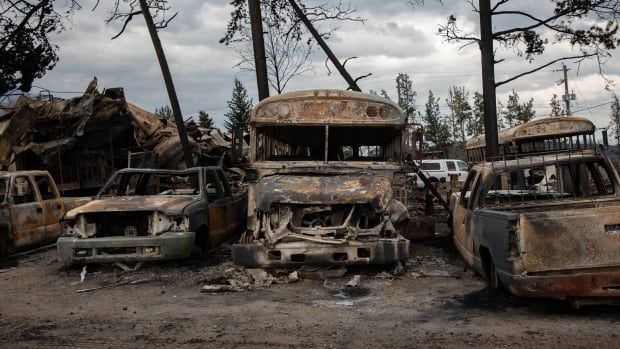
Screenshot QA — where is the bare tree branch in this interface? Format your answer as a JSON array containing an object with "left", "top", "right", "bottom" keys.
[{"left": 353, "top": 73, "right": 372, "bottom": 84}]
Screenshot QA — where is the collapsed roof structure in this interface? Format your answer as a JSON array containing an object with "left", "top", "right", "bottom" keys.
[{"left": 0, "top": 79, "right": 231, "bottom": 195}]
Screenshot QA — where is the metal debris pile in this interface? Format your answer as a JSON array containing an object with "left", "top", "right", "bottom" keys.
[
  {"left": 0, "top": 78, "right": 234, "bottom": 195},
  {"left": 200, "top": 267, "right": 300, "bottom": 293}
]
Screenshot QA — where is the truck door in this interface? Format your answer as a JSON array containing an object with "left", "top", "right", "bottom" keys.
[
  {"left": 215, "top": 168, "right": 243, "bottom": 232},
  {"left": 33, "top": 174, "right": 64, "bottom": 242},
  {"left": 8, "top": 175, "right": 46, "bottom": 250},
  {"left": 204, "top": 169, "right": 231, "bottom": 247},
  {"left": 452, "top": 170, "right": 480, "bottom": 267}
]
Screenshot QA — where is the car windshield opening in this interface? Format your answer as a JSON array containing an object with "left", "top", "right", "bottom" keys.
[{"left": 100, "top": 172, "right": 200, "bottom": 197}]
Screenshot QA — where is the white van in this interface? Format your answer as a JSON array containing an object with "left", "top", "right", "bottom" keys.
[{"left": 414, "top": 159, "right": 469, "bottom": 188}]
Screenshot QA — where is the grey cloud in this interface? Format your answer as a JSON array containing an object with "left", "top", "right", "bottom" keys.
[{"left": 30, "top": 0, "right": 619, "bottom": 130}]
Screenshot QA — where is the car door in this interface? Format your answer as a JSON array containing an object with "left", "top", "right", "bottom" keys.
[
  {"left": 8, "top": 175, "right": 47, "bottom": 250},
  {"left": 33, "top": 174, "right": 64, "bottom": 242}
]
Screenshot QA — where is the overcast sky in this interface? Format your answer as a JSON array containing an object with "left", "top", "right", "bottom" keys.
[{"left": 34, "top": 0, "right": 620, "bottom": 135}]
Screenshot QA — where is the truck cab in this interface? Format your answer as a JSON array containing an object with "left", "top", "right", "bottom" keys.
[
  {"left": 57, "top": 167, "right": 247, "bottom": 265},
  {"left": 0, "top": 171, "right": 87, "bottom": 256}
]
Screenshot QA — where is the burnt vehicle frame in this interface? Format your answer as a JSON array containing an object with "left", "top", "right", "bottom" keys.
[
  {"left": 0, "top": 171, "right": 88, "bottom": 256},
  {"left": 451, "top": 147, "right": 620, "bottom": 306},
  {"left": 232, "top": 90, "right": 412, "bottom": 267},
  {"left": 57, "top": 167, "right": 246, "bottom": 265}
]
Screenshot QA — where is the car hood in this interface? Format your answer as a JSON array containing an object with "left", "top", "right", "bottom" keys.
[
  {"left": 64, "top": 195, "right": 198, "bottom": 219},
  {"left": 256, "top": 174, "right": 393, "bottom": 213}
]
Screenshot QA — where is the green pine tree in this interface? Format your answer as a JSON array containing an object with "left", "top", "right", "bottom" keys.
[
  {"left": 396, "top": 73, "right": 417, "bottom": 123},
  {"left": 424, "top": 90, "right": 452, "bottom": 155},
  {"left": 468, "top": 91, "right": 485, "bottom": 137},
  {"left": 500, "top": 90, "right": 535, "bottom": 128},
  {"left": 446, "top": 86, "right": 472, "bottom": 143},
  {"left": 154, "top": 105, "right": 174, "bottom": 121},
  {"left": 197, "top": 110, "right": 215, "bottom": 129},
  {"left": 224, "top": 78, "right": 253, "bottom": 133}
]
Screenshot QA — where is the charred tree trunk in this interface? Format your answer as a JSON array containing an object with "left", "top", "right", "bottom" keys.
[
  {"left": 139, "top": 0, "right": 194, "bottom": 168},
  {"left": 248, "top": 0, "right": 270, "bottom": 101},
  {"left": 479, "top": 0, "right": 499, "bottom": 158}
]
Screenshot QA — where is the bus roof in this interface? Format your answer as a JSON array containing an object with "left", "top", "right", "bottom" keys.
[
  {"left": 251, "top": 89, "right": 406, "bottom": 126},
  {"left": 466, "top": 116, "right": 596, "bottom": 149}
]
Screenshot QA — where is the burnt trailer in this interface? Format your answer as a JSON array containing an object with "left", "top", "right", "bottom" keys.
[{"left": 232, "top": 90, "right": 411, "bottom": 267}]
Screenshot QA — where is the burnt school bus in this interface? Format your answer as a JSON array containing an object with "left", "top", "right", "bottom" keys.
[{"left": 466, "top": 116, "right": 596, "bottom": 163}]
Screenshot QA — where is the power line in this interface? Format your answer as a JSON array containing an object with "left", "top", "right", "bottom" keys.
[{"left": 571, "top": 101, "right": 614, "bottom": 114}]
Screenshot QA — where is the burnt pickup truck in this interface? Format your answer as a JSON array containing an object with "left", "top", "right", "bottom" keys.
[
  {"left": 451, "top": 149, "right": 620, "bottom": 307},
  {"left": 57, "top": 167, "right": 246, "bottom": 265},
  {"left": 0, "top": 171, "right": 89, "bottom": 257}
]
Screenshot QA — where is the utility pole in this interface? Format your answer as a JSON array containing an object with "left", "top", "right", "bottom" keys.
[
  {"left": 560, "top": 63, "right": 575, "bottom": 116},
  {"left": 479, "top": 0, "right": 499, "bottom": 158},
  {"left": 248, "top": 0, "right": 270, "bottom": 101},
  {"left": 138, "top": 0, "right": 194, "bottom": 168},
  {"left": 288, "top": 0, "right": 362, "bottom": 92}
]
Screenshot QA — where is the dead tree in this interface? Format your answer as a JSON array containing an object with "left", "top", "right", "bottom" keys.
[
  {"left": 221, "top": 0, "right": 365, "bottom": 92},
  {"left": 412, "top": 0, "right": 620, "bottom": 157}
]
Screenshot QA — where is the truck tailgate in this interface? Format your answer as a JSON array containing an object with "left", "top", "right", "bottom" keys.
[{"left": 520, "top": 204, "right": 620, "bottom": 273}]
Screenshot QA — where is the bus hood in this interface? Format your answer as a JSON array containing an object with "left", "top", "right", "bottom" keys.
[{"left": 255, "top": 174, "right": 393, "bottom": 212}]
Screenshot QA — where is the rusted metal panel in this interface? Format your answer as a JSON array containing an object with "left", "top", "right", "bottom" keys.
[
  {"left": 506, "top": 270, "right": 620, "bottom": 302},
  {"left": 255, "top": 174, "right": 393, "bottom": 212},
  {"left": 232, "top": 238, "right": 409, "bottom": 267},
  {"left": 57, "top": 232, "right": 195, "bottom": 265},
  {"left": 252, "top": 89, "right": 405, "bottom": 126},
  {"left": 519, "top": 204, "right": 620, "bottom": 273}
]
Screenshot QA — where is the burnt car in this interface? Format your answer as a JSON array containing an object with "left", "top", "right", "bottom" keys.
[
  {"left": 451, "top": 148, "right": 620, "bottom": 307},
  {"left": 231, "top": 90, "right": 411, "bottom": 267},
  {"left": 0, "top": 171, "right": 89, "bottom": 257},
  {"left": 57, "top": 167, "right": 246, "bottom": 265}
]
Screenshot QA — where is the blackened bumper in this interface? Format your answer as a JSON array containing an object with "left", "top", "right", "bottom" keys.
[
  {"left": 232, "top": 238, "right": 409, "bottom": 267},
  {"left": 57, "top": 231, "right": 195, "bottom": 265}
]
